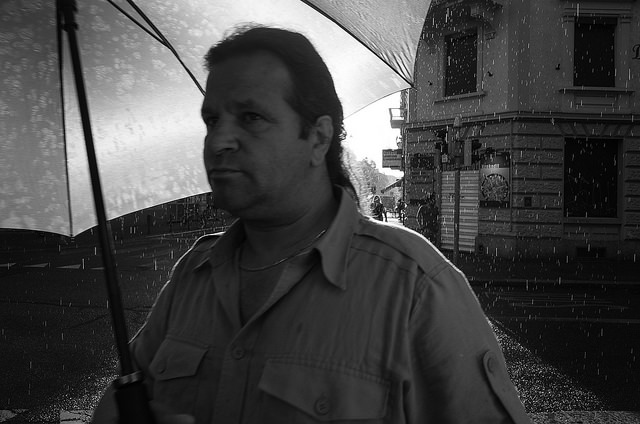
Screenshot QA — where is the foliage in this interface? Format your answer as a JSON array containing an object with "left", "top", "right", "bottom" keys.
[{"left": 343, "top": 148, "right": 397, "bottom": 202}]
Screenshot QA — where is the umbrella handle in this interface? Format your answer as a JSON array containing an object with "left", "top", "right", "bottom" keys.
[
  {"left": 58, "top": 1, "right": 155, "bottom": 423},
  {"left": 114, "top": 373, "right": 157, "bottom": 424}
]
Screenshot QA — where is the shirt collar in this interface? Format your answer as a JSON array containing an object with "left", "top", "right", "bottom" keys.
[
  {"left": 194, "top": 187, "right": 360, "bottom": 291},
  {"left": 194, "top": 219, "right": 244, "bottom": 270},
  {"left": 314, "top": 187, "right": 359, "bottom": 290}
]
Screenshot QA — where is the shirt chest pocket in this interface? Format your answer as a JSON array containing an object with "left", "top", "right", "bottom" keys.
[
  {"left": 258, "top": 360, "right": 390, "bottom": 422},
  {"left": 149, "top": 337, "right": 208, "bottom": 413}
]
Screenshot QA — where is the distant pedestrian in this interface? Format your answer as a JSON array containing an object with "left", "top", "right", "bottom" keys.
[
  {"left": 417, "top": 194, "right": 439, "bottom": 245},
  {"left": 371, "top": 195, "right": 387, "bottom": 221},
  {"left": 395, "top": 198, "right": 406, "bottom": 221}
]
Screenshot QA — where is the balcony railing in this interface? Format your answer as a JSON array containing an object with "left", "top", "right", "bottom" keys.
[{"left": 389, "top": 107, "right": 405, "bottom": 129}]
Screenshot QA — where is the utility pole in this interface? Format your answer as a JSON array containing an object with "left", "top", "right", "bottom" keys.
[
  {"left": 451, "top": 117, "right": 462, "bottom": 266},
  {"left": 453, "top": 168, "right": 460, "bottom": 264},
  {"left": 398, "top": 135, "right": 406, "bottom": 226}
]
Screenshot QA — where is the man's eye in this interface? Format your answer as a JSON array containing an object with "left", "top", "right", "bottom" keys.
[{"left": 242, "top": 112, "right": 264, "bottom": 123}]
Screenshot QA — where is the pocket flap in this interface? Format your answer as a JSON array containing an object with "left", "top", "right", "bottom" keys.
[
  {"left": 259, "top": 360, "right": 389, "bottom": 421},
  {"left": 149, "top": 337, "right": 207, "bottom": 381}
]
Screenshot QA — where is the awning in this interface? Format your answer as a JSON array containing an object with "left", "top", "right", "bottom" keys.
[{"left": 381, "top": 178, "right": 404, "bottom": 193}]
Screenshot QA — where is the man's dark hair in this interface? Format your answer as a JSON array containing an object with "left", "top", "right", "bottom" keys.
[{"left": 204, "top": 25, "right": 358, "bottom": 202}]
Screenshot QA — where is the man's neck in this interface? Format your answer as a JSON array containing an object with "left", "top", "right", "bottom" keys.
[{"left": 239, "top": 188, "right": 339, "bottom": 269}]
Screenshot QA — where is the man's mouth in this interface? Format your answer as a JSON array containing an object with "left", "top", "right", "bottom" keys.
[{"left": 208, "top": 168, "right": 241, "bottom": 178}]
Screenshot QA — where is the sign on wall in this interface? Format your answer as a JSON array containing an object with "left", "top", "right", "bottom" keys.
[
  {"left": 382, "top": 149, "right": 403, "bottom": 169},
  {"left": 479, "top": 152, "right": 510, "bottom": 208},
  {"left": 409, "top": 153, "right": 435, "bottom": 183}
]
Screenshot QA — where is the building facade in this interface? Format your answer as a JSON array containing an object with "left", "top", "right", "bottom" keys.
[{"left": 398, "top": 0, "right": 640, "bottom": 259}]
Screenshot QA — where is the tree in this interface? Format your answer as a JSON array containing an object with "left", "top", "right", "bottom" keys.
[{"left": 343, "top": 148, "right": 396, "bottom": 203}]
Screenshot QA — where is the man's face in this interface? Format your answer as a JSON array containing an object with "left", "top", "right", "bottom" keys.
[{"left": 201, "top": 51, "right": 316, "bottom": 221}]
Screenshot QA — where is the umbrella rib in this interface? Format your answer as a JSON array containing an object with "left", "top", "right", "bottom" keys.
[
  {"left": 56, "top": 4, "right": 75, "bottom": 236},
  {"left": 106, "top": 0, "right": 166, "bottom": 46},
  {"left": 107, "top": 0, "right": 166, "bottom": 47},
  {"left": 298, "top": 0, "right": 413, "bottom": 86},
  {"left": 109, "top": 0, "right": 205, "bottom": 95}
]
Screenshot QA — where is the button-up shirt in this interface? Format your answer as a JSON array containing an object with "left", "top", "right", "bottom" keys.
[{"left": 128, "top": 188, "right": 530, "bottom": 423}]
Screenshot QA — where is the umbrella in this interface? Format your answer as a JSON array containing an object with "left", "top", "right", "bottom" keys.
[
  {"left": 1, "top": 0, "right": 430, "bottom": 237},
  {"left": 1, "top": 0, "right": 432, "bottom": 420}
]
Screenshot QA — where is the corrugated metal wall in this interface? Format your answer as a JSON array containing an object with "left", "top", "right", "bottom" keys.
[{"left": 440, "top": 170, "right": 479, "bottom": 252}]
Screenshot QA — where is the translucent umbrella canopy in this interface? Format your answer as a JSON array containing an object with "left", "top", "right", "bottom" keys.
[{"left": 0, "top": 0, "right": 430, "bottom": 236}]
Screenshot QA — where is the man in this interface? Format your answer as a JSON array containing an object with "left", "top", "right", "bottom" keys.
[
  {"left": 93, "top": 26, "right": 530, "bottom": 423},
  {"left": 395, "top": 197, "right": 406, "bottom": 221},
  {"left": 417, "top": 194, "right": 439, "bottom": 246},
  {"left": 371, "top": 195, "right": 387, "bottom": 222}
]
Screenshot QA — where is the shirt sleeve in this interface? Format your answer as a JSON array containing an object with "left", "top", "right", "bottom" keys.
[{"left": 406, "top": 264, "right": 531, "bottom": 423}]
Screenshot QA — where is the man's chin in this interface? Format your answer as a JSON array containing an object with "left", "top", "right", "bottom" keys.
[{"left": 210, "top": 190, "right": 247, "bottom": 216}]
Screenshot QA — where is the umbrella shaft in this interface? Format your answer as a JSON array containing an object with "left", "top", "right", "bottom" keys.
[{"left": 59, "top": 0, "right": 134, "bottom": 376}]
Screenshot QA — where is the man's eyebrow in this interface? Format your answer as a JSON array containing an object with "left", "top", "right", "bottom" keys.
[
  {"left": 201, "top": 98, "right": 267, "bottom": 120},
  {"left": 236, "top": 98, "right": 263, "bottom": 110}
]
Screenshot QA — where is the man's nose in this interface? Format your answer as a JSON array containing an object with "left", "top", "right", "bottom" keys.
[{"left": 204, "top": 120, "right": 239, "bottom": 156}]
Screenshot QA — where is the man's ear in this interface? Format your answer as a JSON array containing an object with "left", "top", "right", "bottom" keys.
[{"left": 309, "top": 115, "right": 333, "bottom": 167}]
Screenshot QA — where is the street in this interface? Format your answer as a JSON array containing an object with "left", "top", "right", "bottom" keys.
[
  {"left": 475, "top": 283, "right": 640, "bottom": 412},
  {"left": 1, "top": 229, "right": 639, "bottom": 423}
]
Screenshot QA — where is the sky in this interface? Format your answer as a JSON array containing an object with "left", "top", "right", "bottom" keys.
[{"left": 343, "top": 92, "right": 404, "bottom": 178}]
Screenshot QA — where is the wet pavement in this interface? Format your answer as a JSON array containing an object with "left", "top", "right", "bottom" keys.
[
  {"left": 1, "top": 227, "right": 638, "bottom": 423},
  {"left": 452, "top": 250, "right": 639, "bottom": 286}
]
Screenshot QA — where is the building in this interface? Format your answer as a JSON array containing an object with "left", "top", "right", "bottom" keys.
[{"left": 395, "top": 0, "right": 640, "bottom": 259}]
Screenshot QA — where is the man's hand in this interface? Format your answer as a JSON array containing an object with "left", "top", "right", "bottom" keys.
[
  {"left": 91, "top": 386, "right": 195, "bottom": 424},
  {"left": 151, "top": 401, "right": 195, "bottom": 424}
]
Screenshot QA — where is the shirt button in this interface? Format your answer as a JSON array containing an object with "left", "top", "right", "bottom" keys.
[
  {"left": 487, "top": 355, "right": 496, "bottom": 373},
  {"left": 314, "top": 396, "right": 330, "bottom": 416},
  {"left": 232, "top": 346, "right": 245, "bottom": 359}
]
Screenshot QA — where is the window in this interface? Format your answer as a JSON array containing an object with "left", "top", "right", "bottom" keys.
[
  {"left": 410, "top": 153, "right": 434, "bottom": 169},
  {"left": 564, "top": 138, "right": 618, "bottom": 218},
  {"left": 573, "top": 17, "right": 616, "bottom": 87},
  {"left": 444, "top": 30, "right": 477, "bottom": 96}
]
